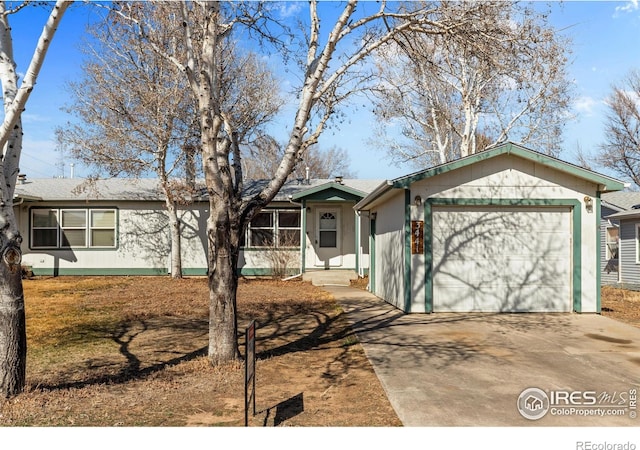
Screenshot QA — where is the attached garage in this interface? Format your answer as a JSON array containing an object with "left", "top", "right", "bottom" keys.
[
  {"left": 355, "top": 142, "right": 625, "bottom": 314},
  {"left": 432, "top": 205, "right": 572, "bottom": 312}
]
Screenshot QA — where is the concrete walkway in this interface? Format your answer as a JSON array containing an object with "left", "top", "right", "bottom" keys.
[{"left": 324, "top": 285, "right": 640, "bottom": 427}]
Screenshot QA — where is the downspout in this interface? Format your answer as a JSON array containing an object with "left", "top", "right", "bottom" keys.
[{"left": 282, "top": 195, "right": 304, "bottom": 281}]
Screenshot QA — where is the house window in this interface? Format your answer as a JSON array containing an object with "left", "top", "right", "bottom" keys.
[
  {"left": 278, "top": 211, "right": 301, "bottom": 247},
  {"left": 31, "top": 208, "right": 117, "bottom": 249},
  {"left": 246, "top": 209, "right": 301, "bottom": 248},
  {"left": 637, "top": 224, "right": 640, "bottom": 264},
  {"left": 61, "top": 209, "right": 87, "bottom": 247},
  {"left": 319, "top": 212, "right": 337, "bottom": 248},
  {"left": 605, "top": 226, "right": 619, "bottom": 274},
  {"left": 91, "top": 210, "right": 116, "bottom": 247},
  {"left": 32, "top": 209, "right": 59, "bottom": 248},
  {"left": 606, "top": 226, "right": 619, "bottom": 260}
]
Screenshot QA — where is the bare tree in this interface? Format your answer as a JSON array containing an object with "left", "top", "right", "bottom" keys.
[
  {"left": 57, "top": 15, "right": 198, "bottom": 278},
  {"left": 0, "top": 1, "right": 70, "bottom": 398},
  {"left": 243, "top": 137, "right": 355, "bottom": 180},
  {"left": 597, "top": 69, "right": 640, "bottom": 187},
  {"left": 58, "top": 8, "right": 282, "bottom": 278},
  {"left": 371, "top": 1, "right": 573, "bottom": 168},
  {"left": 113, "top": 0, "right": 489, "bottom": 366}
]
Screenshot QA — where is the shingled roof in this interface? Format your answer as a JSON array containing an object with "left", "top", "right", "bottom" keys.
[{"left": 13, "top": 177, "right": 383, "bottom": 202}]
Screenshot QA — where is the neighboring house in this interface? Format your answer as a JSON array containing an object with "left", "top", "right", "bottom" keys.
[
  {"left": 13, "top": 176, "right": 381, "bottom": 278},
  {"left": 355, "top": 142, "right": 625, "bottom": 314},
  {"left": 600, "top": 190, "right": 640, "bottom": 288}
]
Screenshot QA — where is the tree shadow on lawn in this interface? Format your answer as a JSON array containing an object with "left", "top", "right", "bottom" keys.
[
  {"left": 30, "top": 302, "right": 354, "bottom": 393},
  {"left": 31, "top": 317, "right": 209, "bottom": 392},
  {"left": 29, "top": 294, "right": 501, "bottom": 394}
]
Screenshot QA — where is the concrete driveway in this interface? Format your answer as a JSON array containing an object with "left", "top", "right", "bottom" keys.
[{"left": 324, "top": 285, "right": 640, "bottom": 426}]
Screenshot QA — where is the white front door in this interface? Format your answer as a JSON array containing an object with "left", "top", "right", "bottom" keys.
[{"left": 315, "top": 208, "right": 342, "bottom": 267}]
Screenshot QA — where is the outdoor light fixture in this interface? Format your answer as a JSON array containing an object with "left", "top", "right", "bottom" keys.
[
  {"left": 414, "top": 195, "right": 422, "bottom": 206},
  {"left": 584, "top": 196, "right": 593, "bottom": 212}
]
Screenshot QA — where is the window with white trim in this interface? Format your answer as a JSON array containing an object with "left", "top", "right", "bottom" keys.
[
  {"left": 605, "top": 225, "right": 619, "bottom": 274},
  {"left": 31, "top": 208, "right": 117, "bottom": 249},
  {"left": 636, "top": 224, "right": 640, "bottom": 264},
  {"left": 606, "top": 226, "right": 619, "bottom": 261},
  {"left": 245, "top": 209, "right": 301, "bottom": 248}
]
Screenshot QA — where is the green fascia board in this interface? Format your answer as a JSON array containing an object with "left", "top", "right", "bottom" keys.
[
  {"left": 422, "top": 197, "right": 582, "bottom": 313},
  {"left": 31, "top": 267, "right": 169, "bottom": 276},
  {"left": 291, "top": 182, "right": 366, "bottom": 202},
  {"left": 391, "top": 142, "right": 626, "bottom": 192}
]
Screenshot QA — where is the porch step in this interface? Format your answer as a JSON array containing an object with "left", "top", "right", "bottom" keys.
[{"left": 302, "top": 270, "right": 359, "bottom": 287}]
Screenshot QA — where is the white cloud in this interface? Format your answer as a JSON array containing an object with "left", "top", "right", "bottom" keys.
[
  {"left": 277, "top": 2, "right": 303, "bottom": 19},
  {"left": 614, "top": 0, "right": 638, "bottom": 16},
  {"left": 574, "top": 96, "right": 598, "bottom": 115}
]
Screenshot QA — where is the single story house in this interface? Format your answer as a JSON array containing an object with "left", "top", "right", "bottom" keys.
[
  {"left": 13, "top": 176, "right": 381, "bottom": 278},
  {"left": 600, "top": 190, "right": 640, "bottom": 288},
  {"left": 14, "top": 141, "right": 627, "bottom": 316},
  {"left": 355, "top": 142, "right": 625, "bottom": 314}
]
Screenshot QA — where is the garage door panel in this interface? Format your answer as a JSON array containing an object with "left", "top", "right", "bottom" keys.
[
  {"left": 434, "top": 273, "right": 571, "bottom": 312},
  {"left": 434, "top": 255, "right": 570, "bottom": 284},
  {"left": 432, "top": 206, "right": 571, "bottom": 313}
]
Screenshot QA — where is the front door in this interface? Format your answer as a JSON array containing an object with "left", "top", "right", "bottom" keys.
[{"left": 315, "top": 208, "right": 342, "bottom": 267}]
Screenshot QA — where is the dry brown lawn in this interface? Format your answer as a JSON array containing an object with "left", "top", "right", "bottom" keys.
[
  {"left": 0, "top": 276, "right": 400, "bottom": 427},
  {"left": 0, "top": 277, "right": 638, "bottom": 427}
]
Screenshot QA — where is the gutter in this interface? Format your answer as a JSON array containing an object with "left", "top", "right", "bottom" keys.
[{"left": 354, "top": 180, "right": 394, "bottom": 211}]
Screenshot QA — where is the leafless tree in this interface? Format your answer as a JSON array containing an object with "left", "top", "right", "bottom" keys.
[
  {"left": 371, "top": 1, "right": 573, "bottom": 168},
  {"left": 597, "top": 69, "right": 640, "bottom": 187},
  {"left": 0, "top": 0, "right": 70, "bottom": 398},
  {"left": 57, "top": 9, "right": 281, "bottom": 279},
  {"left": 113, "top": 0, "right": 493, "bottom": 366},
  {"left": 57, "top": 14, "right": 198, "bottom": 278},
  {"left": 243, "top": 136, "right": 355, "bottom": 180}
]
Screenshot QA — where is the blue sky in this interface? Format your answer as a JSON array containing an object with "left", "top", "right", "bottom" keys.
[{"left": 8, "top": 1, "right": 640, "bottom": 182}]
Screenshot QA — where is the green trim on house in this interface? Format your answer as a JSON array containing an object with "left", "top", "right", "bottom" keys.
[
  {"left": 238, "top": 268, "right": 278, "bottom": 277},
  {"left": 370, "top": 215, "right": 376, "bottom": 295},
  {"left": 291, "top": 182, "right": 366, "bottom": 201},
  {"left": 392, "top": 143, "right": 625, "bottom": 192},
  {"left": 31, "top": 267, "right": 168, "bottom": 276},
  {"left": 424, "top": 201, "right": 433, "bottom": 313},
  {"left": 596, "top": 193, "right": 602, "bottom": 314},
  {"left": 423, "top": 198, "right": 582, "bottom": 313},
  {"left": 404, "top": 190, "right": 412, "bottom": 312},
  {"left": 182, "top": 268, "right": 208, "bottom": 276},
  {"left": 301, "top": 199, "right": 307, "bottom": 274},
  {"left": 355, "top": 211, "right": 360, "bottom": 274}
]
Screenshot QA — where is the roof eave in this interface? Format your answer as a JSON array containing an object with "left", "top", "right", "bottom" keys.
[
  {"left": 390, "top": 142, "right": 626, "bottom": 192},
  {"left": 354, "top": 180, "right": 395, "bottom": 210},
  {"left": 291, "top": 181, "right": 367, "bottom": 201}
]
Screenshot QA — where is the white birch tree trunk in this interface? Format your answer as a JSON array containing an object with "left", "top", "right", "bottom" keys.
[{"left": 0, "top": 0, "right": 70, "bottom": 397}]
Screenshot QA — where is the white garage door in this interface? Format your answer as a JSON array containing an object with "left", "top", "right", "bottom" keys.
[{"left": 432, "top": 206, "right": 572, "bottom": 312}]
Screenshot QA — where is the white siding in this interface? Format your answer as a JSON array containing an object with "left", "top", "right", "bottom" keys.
[{"left": 373, "top": 191, "right": 405, "bottom": 309}]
